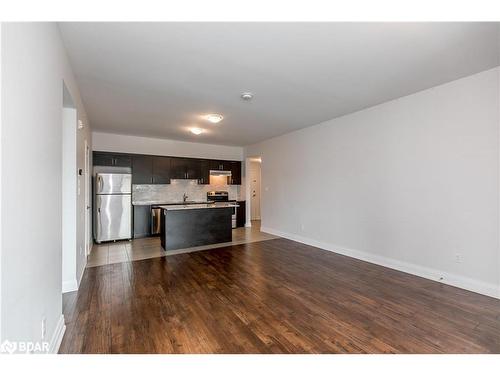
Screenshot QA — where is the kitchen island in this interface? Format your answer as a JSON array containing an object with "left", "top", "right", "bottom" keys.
[{"left": 158, "top": 203, "right": 238, "bottom": 250}]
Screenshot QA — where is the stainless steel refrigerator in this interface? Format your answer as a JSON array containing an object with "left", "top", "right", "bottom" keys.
[{"left": 93, "top": 173, "right": 132, "bottom": 243}]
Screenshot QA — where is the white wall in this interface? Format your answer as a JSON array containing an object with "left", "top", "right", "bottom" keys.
[
  {"left": 62, "top": 107, "right": 77, "bottom": 293},
  {"left": 1, "top": 23, "right": 90, "bottom": 351},
  {"left": 0, "top": 23, "right": 3, "bottom": 341},
  {"left": 246, "top": 67, "right": 500, "bottom": 298},
  {"left": 93, "top": 132, "right": 243, "bottom": 161}
]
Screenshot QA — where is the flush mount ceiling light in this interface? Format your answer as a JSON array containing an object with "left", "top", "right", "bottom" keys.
[
  {"left": 240, "top": 92, "right": 254, "bottom": 101},
  {"left": 190, "top": 127, "right": 204, "bottom": 135},
  {"left": 204, "top": 113, "right": 223, "bottom": 124}
]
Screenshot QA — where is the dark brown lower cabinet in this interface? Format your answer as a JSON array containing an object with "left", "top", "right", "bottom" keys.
[
  {"left": 236, "top": 201, "right": 246, "bottom": 227},
  {"left": 133, "top": 205, "right": 151, "bottom": 238}
]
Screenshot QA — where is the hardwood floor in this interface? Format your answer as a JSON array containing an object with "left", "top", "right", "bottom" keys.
[
  {"left": 87, "top": 220, "right": 276, "bottom": 267},
  {"left": 60, "top": 238, "right": 500, "bottom": 353}
]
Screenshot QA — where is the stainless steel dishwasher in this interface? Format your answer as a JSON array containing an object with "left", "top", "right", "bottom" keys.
[{"left": 151, "top": 207, "right": 162, "bottom": 235}]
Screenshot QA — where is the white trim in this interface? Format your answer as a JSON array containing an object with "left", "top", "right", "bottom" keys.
[
  {"left": 62, "top": 258, "right": 86, "bottom": 293},
  {"left": 48, "top": 314, "right": 66, "bottom": 354},
  {"left": 84, "top": 140, "right": 91, "bottom": 256},
  {"left": 261, "top": 226, "right": 500, "bottom": 300},
  {"left": 77, "top": 256, "right": 86, "bottom": 286},
  {"left": 245, "top": 222, "right": 252, "bottom": 228},
  {"left": 62, "top": 279, "right": 78, "bottom": 293}
]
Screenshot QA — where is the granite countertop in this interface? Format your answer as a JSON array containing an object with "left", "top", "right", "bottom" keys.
[
  {"left": 132, "top": 200, "right": 210, "bottom": 206},
  {"left": 157, "top": 202, "right": 239, "bottom": 211}
]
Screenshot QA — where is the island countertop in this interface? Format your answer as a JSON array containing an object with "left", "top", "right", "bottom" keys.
[
  {"left": 157, "top": 202, "right": 239, "bottom": 211},
  {"left": 132, "top": 200, "right": 210, "bottom": 206}
]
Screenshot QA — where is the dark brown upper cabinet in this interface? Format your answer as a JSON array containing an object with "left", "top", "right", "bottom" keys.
[
  {"left": 209, "top": 160, "right": 232, "bottom": 171},
  {"left": 93, "top": 151, "right": 131, "bottom": 168},
  {"left": 198, "top": 160, "right": 210, "bottom": 185},
  {"left": 152, "top": 156, "right": 171, "bottom": 184},
  {"left": 131, "top": 155, "right": 153, "bottom": 184},
  {"left": 94, "top": 151, "right": 241, "bottom": 185},
  {"left": 228, "top": 161, "right": 242, "bottom": 185},
  {"left": 170, "top": 158, "right": 200, "bottom": 180}
]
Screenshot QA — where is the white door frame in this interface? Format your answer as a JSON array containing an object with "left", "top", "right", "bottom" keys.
[
  {"left": 84, "top": 140, "right": 91, "bottom": 256},
  {"left": 244, "top": 156, "right": 262, "bottom": 227},
  {"left": 250, "top": 161, "right": 261, "bottom": 220}
]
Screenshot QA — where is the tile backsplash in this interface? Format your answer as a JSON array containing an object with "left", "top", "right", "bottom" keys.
[{"left": 133, "top": 179, "right": 241, "bottom": 203}]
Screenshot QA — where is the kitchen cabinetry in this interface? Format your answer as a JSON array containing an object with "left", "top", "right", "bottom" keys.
[
  {"left": 152, "top": 156, "right": 171, "bottom": 184},
  {"left": 228, "top": 161, "right": 241, "bottom": 185},
  {"left": 132, "top": 155, "right": 153, "bottom": 184},
  {"left": 198, "top": 159, "right": 210, "bottom": 185},
  {"left": 236, "top": 201, "right": 246, "bottom": 227},
  {"left": 94, "top": 151, "right": 242, "bottom": 185},
  {"left": 93, "top": 152, "right": 131, "bottom": 167},
  {"left": 208, "top": 159, "right": 241, "bottom": 185},
  {"left": 209, "top": 159, "right": 232, "bottom": 171},
  {"left": 133, "top": 205, "right": 151, "bottom": 238},
  {"left": 170, "top": 158, "right": 200, "bottom": 180}
]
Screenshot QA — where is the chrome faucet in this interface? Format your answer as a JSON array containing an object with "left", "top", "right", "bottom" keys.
[{"left": 183, "top": 193, "right": 188, "bottom": 203}]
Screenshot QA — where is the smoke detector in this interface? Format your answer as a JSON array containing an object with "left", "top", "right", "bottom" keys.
[{"left": 240, "top": 92, "right": 254, "bottom": 101}]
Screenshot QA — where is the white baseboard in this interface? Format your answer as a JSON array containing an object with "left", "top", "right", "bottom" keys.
[
  {"left": 62, "top": 253, "right": 87, "bottom": 293},
  {"left": 48, "top": 314, "right": 66, "bottom": 354},
  {"left": 261, "top": 226, "right": 500, "bottom": 300},
  {"left": 62, "top": 279, "right": 78, "bottom": 293},
  {"left": 245, "top": 222, "right": 252, "bottom": 228}
]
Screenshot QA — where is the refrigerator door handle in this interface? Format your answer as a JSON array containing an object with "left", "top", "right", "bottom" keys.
[
  {"left": 96, "top": 197, "right": 101, "bottom": 242},
  {"left": 97, "top": 175, "right": 102, "bottom": 193}
]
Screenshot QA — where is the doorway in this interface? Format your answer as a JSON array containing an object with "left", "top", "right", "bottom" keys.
[
  {"left": 250, "top": 160, "right": 261, "bottom": 221},
  {"left": 84, "top": 140, "right": 91, "bottom": 256},
  {"left": 245, "top": 156, "right": 262, "bottom": 227}
]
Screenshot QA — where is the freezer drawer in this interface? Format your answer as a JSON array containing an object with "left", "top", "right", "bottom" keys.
[
  {"left": 95, "top": 173, "right": 132, "bottom": 194},
  {"left": 94, "top": 194, "right": 132, "bottom": 242}
]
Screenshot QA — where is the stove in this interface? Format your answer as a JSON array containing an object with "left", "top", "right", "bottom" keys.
[{"left": 207, "top": 191, "right": 236, "bottom": 228}]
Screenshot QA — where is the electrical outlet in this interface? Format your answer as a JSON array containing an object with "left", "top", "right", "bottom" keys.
[
  {"left": 455, "top": 253, "right": 462, "bottom": 263},
  {"left": 41, "top": 317, "right": 46, "bottom": 340}
]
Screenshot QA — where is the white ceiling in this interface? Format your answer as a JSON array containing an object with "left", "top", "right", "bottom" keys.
[{"left": 59, "top": 22, "right": 500, "bottom": 146}]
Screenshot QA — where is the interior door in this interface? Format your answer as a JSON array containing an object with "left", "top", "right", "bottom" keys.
[{"left": 250, "top": 162, "right": 261, "bottom": 220}]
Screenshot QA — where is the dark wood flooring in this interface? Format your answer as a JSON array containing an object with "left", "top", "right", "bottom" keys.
[{"left": 59, "top": 238, "right": 500, "bottom": 353}]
